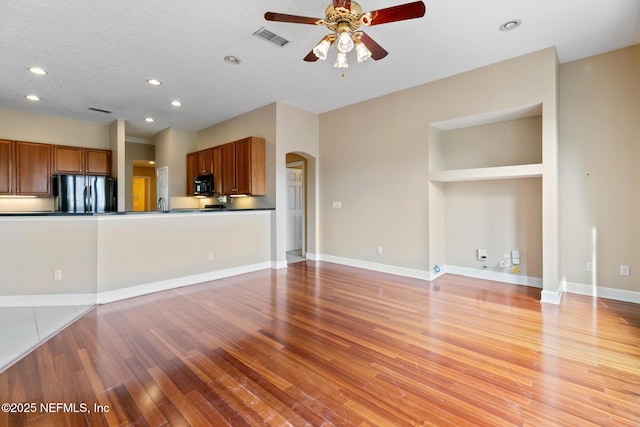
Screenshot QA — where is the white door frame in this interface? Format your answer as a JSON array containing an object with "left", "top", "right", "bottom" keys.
[{"left": 286, "top": 161, "right": 305, "bottom": 257}]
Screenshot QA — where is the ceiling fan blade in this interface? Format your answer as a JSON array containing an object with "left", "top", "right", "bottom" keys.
[
  {"left": 333, "top": 0, "right": 351, "bottom": 11},
  {"left": 264, "top": 12, "right": 323, "bottom": 25},
  {"left": 303, "top": 50, "right": 320, "bottom": 62},
  {"left": 361, "top": 1, "right": 426, "bottom": 26},
  {"left": 360, "top": 32, "right": 388, "bottom": 60}
]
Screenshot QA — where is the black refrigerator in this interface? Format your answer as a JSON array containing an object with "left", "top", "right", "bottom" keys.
[{"left": 53, "top": 174, "right": 116, "bottom": 213}]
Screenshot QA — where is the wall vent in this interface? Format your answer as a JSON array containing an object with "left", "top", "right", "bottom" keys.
[{"left": 253, "top": 27, "right": 289, "bottom": 47}]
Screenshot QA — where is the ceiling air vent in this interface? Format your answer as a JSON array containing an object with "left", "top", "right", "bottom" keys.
[
  {"left": 253, "top": 26, "right": 289, "bottom": 47},
  {"left": 88, "top": 107, "right": 112, "bottom": 114}
]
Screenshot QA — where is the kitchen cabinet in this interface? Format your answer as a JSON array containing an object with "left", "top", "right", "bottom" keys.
[
  {"left": 186, "top": 152, "right": 198, "bottom": 196},
  {"left": 15, "top": 141, "right": 52, "bottom": 196},
  {"left": 220, "top": 137, "right": 265, "bottom": 196},
  {"left": 186, "top": 147, "right": 223, "bottom": 196},
  {"left": 53, "top": 146, "right": 111, "bottom": 176},
  {"left": 197, "top": 148, "right": 213, "bottom": 175},
  {"left": 213, "top": 146, "right": 222, "bottom": 195},
  {"left": 0, "top": 140, "right": 13, "bottom": 194}
]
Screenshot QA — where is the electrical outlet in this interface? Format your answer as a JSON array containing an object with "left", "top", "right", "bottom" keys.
[
  {"left": 332, "top": 201, "right": 342, "bottom": 208},
  {"left": 620, "top": 265, "right": 630, "bottom": 276},
  {"left": 377, "top": 246, "right": 383, "bottom": 255},
  {"left": 587, "top": 262, "right": 595, "bottom": 272},
  {"left": 54, "top": 270, "right": 62, "bottom": 280},
  {"left": 477, "top": 248, "right": 487, "bottom": 261},
  {"left": 208, "top": 252, "right": 214, "bottom": 261}
]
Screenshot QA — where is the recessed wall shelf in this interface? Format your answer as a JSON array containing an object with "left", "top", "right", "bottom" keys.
[{"left": 429, "top": 163, "right": 543, "bottom": 182}]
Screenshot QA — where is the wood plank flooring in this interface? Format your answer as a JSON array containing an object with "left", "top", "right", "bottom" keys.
[{"left": 1, "top": 261, "right": 639, "bottom": 426}]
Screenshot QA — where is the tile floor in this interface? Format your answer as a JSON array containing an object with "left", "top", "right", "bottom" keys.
[
  {"left": 0, "top": 305, "right": 94, "bottom": 372},
  {"left": 286, "top": 249, "right": 306, "bottom": 264}
]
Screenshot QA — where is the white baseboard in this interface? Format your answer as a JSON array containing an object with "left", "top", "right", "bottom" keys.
[
  {"left": 442, "top": 265, "right": 543, "bottom": 288},
  {"left": 97, "top": 262, "right": 272, "bottom": 304},
  {"left": 563, "top": 281, "right": 640, "bottom": 304},
  {"left": 0, "top": 293, "right": 96, "bottom": 307},
  {"left": 318, "top": 254, "right": 430, "bottom": 280},
  {"left": 272, "top": 260, "right": 288, "bottom": 269},
  {"left": 540, "top": 288, "right": 564, "bottom": 304}
]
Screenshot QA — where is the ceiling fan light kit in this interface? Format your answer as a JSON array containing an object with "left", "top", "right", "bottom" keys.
[{"left": 265, "top": 0, "right": 426, "bottom": 70}]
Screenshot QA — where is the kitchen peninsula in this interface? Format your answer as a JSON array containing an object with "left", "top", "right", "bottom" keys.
[{"left": 0, "top": 208, "right": 274, "bottom": 306}]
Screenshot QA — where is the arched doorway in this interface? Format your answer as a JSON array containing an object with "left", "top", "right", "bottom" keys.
[{"left": 284, "top": 152, "right": 316, "bottom": 265}]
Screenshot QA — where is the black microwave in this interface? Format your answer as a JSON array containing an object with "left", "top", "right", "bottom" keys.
[{"left": 194, "top": 174, "right": 213, "bottom": 196}]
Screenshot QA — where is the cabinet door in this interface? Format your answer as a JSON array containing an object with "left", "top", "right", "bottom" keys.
[
  {"left": 197, "top": 148, "right": 213, "bottom": 175},
  {"left": 234, "top": 138, "right": 252, "bottom": 195},
  {"left": 220, "top": 142, "right": 236, "bottom": 195},
  {"left": 0, "top": 140, "right": 13, "bottom": 194},
  {"left": 212, "top": 146, "right": 222, "bottom": 195},
  {"left": 53, "top": 145, "right": 84, "bottom": 174},
  {"left": 15, "top": 141, "right": 51, "bottom": 195},
  {"left": 85, "top": 149, "right": 111, "bottom": 176},
  {"left": 186, "top": 152, "right": 198, "bottom": 196}
]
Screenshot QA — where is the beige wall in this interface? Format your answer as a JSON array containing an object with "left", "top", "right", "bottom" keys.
[
  {"left": 0, "top": 217, "right": 97, "bottom": 297},
  {"left": 444, "top": 178, "right": 543, "bottom": 277},
  {"left": 96, "top": 212, "right": 272, "bottom": 294},
  {"left": 319, "top": 48, "right": 558, "bottom": 282},
  {"left": 198, "top": 103, "right": 277, "bottom": 209},
  {"left": 197, "top": 102, "right": 320, "bottom": 266},
  {"left": 0, "top": 108, "right": 110, "bottom": 148},
  {"left": 155, "top": 127, "right": 198, "bottom": 205},
  {"left": 0, "top": 109, "right": 113, "bottom": 212},
  {"left": 559, "top": 44, "right": 640, "bottom": 293}
]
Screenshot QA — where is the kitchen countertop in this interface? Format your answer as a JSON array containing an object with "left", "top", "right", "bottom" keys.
[{"left": 0, "top": 207, "right": 274, "bottom": 216}]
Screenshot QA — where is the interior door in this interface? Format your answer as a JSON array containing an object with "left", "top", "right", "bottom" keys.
[
  {"left": 156, "top": 166, "right": 169, "bottom": 211},
  {"left": 286, "top": 167, "right": 304, "bottom": 252},
  {"left": 132, "top": 177, "right": 146, "bottom": 212}
]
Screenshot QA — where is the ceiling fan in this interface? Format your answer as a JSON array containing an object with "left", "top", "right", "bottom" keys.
[{"left": 265, "top": 0, "right": 426, "bottom": 69}]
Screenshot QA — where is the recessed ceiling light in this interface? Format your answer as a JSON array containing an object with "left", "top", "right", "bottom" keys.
[
  {"left": 147, "top": 79, "right": 162, "bottom": 86},
  {"left": 499, "top": 20, "right": 522, "bottom": 31},
  {"left": 144, "top": 117, "right": 154, "bottom": 122},
  {"left": 170, "top": 100, "right": 182, "bottom": 107},
  {"left": 148, "top": 161, "right": 156, "bottom": 165},
  {"left": 25, "top": 95, "right": 40, "bottom": 101},
  {"left": 28, "top": 67, "right": 47, "bottom": 75},
  {"left": 224, "top": 55, "right": 241, "bottom": 65}
]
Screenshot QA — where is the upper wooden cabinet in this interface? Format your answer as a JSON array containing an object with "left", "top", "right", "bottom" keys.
[
  {"left": 221, "top": 137, "right": 265, "bottom": 196},
  {"left": 85, "top": 149, "right": 111, "bottom": 175},
  {"left": 16, "top": 141, "right": 52, "bottom": 195},
  {"left": 186, "top": 148, "right": 220, "bottom": 196},
  {"left": 186, "top": 152, "right": 198, "bottom": 196},
  {"left": 8, "top": 141, "right": 52, "bottom": 196},
  {"left": 185, "top": 137, "right": 265, "bottom": 197},
  {"left": 197, "top": 148, "right": 213, "bottom": 175},
  {"left": 0, "top": 140, "right": 14, "bottom": 195},
  {"left": 53, "top": 146, "right": 111, "bottom": 176}
]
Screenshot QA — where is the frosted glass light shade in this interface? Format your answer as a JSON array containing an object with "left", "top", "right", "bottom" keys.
[
  {"left": 355, "top": 41, "right": 372, "bottom": 62},
  {"left": 336, "top": 30, "right": 354, "bottom": 53},
  {"left": 313, "top": 39, "right": 331, "bottom": 60},
  {"left": 334, "top": 52, "right": 348, "bottom": 68}
]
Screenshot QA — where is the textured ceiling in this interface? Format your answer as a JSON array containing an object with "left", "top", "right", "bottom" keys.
[{"left": 1, "top": 0, "right": 639, "bottom": 139}]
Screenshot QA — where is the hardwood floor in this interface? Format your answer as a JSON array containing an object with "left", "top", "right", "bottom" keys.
[{"left": 1, "top": 261, "right": 639, "bottom": 426}]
